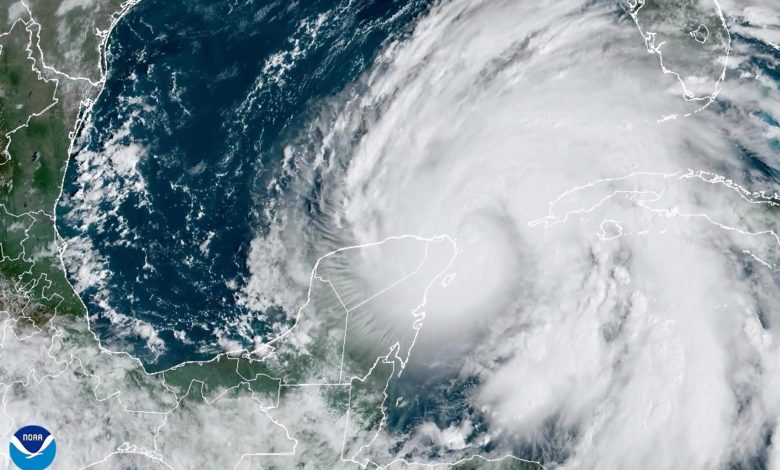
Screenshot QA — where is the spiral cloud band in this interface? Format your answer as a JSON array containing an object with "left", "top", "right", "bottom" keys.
[
  {"left": 241, "top": 0, "right": 780, "bottom": 467},
  {"left": 3, "top": 0, "right": 779, "bottom": 468}
]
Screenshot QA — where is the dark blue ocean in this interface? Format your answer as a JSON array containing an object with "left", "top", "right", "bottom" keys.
[{"left": 57, "top": 0, "right": 432, "bottom": 372}]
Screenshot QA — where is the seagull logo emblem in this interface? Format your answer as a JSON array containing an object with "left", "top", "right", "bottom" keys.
[{"left": 8, "top": 425, "right": 56, "bottom": 470}]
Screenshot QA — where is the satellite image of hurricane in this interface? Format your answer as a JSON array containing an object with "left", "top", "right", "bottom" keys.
[{"left": 0, "top": 0, "right": 779, "bottom": 468}]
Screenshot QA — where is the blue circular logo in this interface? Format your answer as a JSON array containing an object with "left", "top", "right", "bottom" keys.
[{"left": 8, "top": 425, "right": 56, "bottom": 470}]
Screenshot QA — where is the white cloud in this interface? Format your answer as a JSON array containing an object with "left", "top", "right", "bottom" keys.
[
  {"left": 132, "top": 320, "right": 165, "bottom": 351},
  {"left": 55, "top": 0, "right": 98, "bottom": 16},
  {"left": 6, "top": 2, "right": 25, "bottom": 23},
  {"left": 18, "top": 0, "right": 779, "bottom": 468},
  {"left": 417, "top": 420, "right": 474, "bottom": 451},
  {"left": 247, "top": 0, "right": 780, "bottom": 467}
]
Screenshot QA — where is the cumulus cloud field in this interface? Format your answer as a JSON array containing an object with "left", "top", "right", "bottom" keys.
[{"left": 3, "top": 0, "right": 780, "bottom": 469}]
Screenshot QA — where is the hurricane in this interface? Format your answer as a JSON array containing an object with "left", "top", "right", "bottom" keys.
[{"left": 52, "top": 0, "right": 780, "bottom": 468}]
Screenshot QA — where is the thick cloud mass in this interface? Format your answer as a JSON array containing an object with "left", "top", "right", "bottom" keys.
[
  {"left": 3, "top": 0, "right": 779, "bottom": 468},
  {"left": 245, "top": 0, "right": 780, "bottom": 467}
]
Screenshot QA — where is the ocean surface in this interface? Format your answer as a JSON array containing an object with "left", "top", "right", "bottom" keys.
[
  {"left": 52, "top": 0, "right": 780, "bottom": 465},
  {"left": 57, "top": 0, "right": 431, "bottom": 371}
]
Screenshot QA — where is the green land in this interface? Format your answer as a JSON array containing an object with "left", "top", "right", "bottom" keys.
[
  {"left": 0, "top": 0, "right": 288, "bottom": 411},
  {"left": 0, "top": 1, "right": 125, "bottom": 319}
]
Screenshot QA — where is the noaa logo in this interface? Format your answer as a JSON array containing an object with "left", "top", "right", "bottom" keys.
[{"left": 8, "top": 425, "right": 56, "bottom": 470}]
